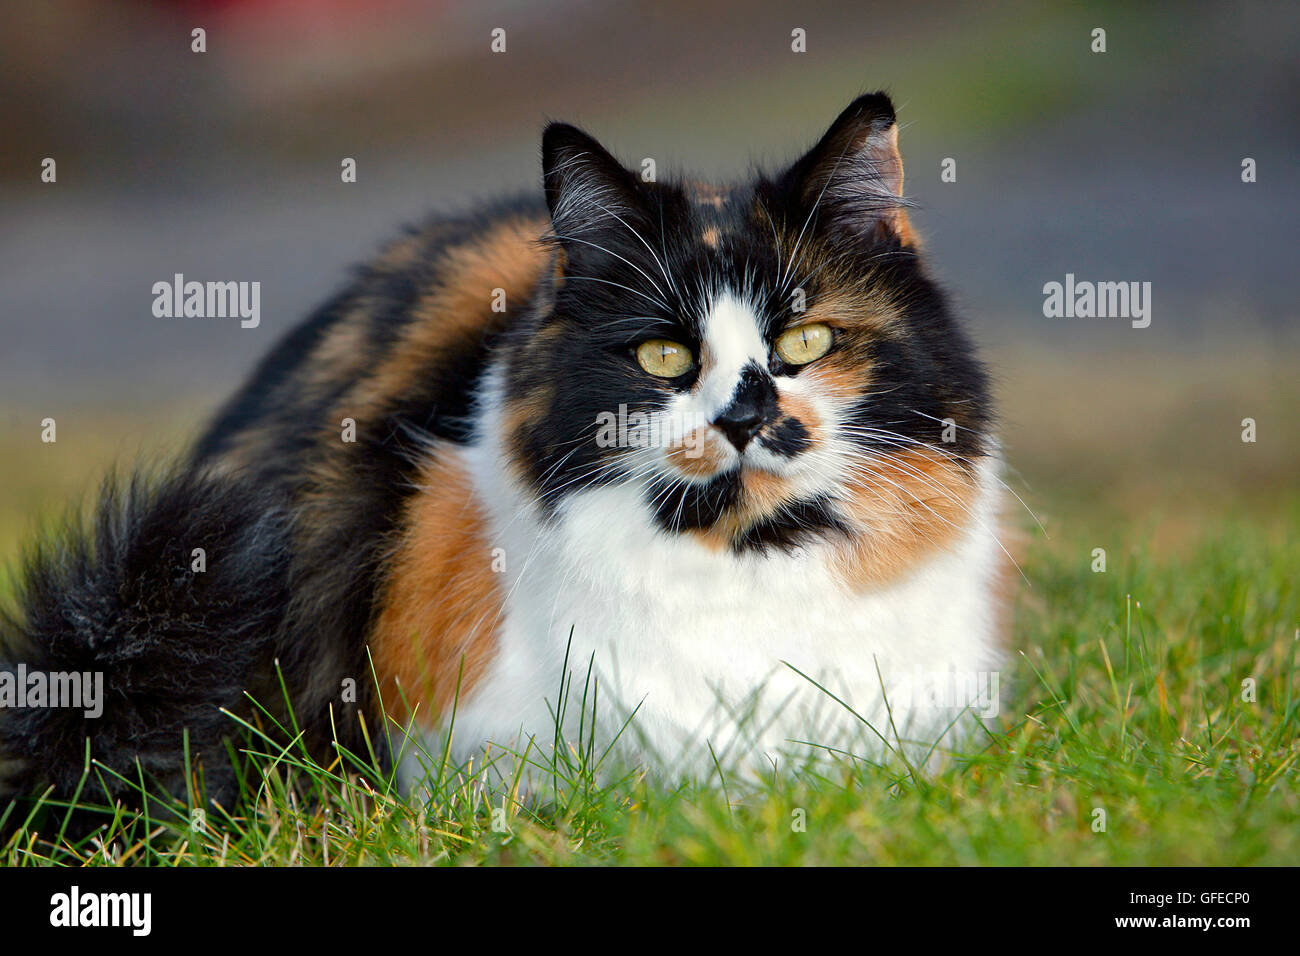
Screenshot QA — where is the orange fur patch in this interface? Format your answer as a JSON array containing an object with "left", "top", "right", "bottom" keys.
[
  {"left": 830, "top": 449, "right": 978, "bottom": 590},
  {"left": 665, "top": 427, "right": 729, "bottom": 478},
  {"left": 306, "top": 310, "right": 382, "bottom": 392},
  {"left": 287, "top": 215, "right": 551, "bottom": 565},
  {"left": 801, "top": 357, "right": 870, "bottom": 408},
  {"left": 686, "top": 180, "right": 730, "bottom": 209},
  {"left": 368, "top": 448, "right": 504, "bottom": 727},
  {"left": 502, "top": 380, "right": 558, "bottom": 486},
  {"left": 797, "top": 285, "right": 901, "bottom": 334},
  {"left": 343, "top": 215, "right": 549, "bottom": 421},
  {"left": 739, "top": 467, "right": 791, "bottom": 515},
  {"left": 892, "top": 213, "right": 919, "bottom": 250},
  {"left": 776, "top": 392, "right": 821, "bottom": 435},
  {"left": 552, "top": 247, "right": 568, "bottom": 288},
  {"left": 503, "top": 380, "right": 556, "bottom": 443},
  {"left": 373, "top": 231, "right": 430, "bottom": 273},
  {"left": 871, "top": 124, "right": 919, "bottom": 249}
]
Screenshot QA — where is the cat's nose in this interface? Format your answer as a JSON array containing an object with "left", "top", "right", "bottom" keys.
[
  {"left": 713, "top": 365, "right": 778, "bottom": 452},
  {"left": 713, "top": 404, "right": 764, "bottom": 452}
]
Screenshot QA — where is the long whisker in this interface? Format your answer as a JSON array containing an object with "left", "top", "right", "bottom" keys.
[
  {"left": 840, "top": 421, "right": 1045, "bottom": 537},
  {"left": 834, "top": 443, "right": 1029, "bottom": 583},
  {"left": 560, "top": 275, "right": 670, "bottom": 312},
  {"left": 550, "top": 231, "right": 669, "bottom": 304},
  {"left": 573, "top": 197, "right": 681, "bottom": 303}
]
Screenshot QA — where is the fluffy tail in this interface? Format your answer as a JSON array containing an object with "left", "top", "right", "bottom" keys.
[{"left": 0, "top": 467, "right": 294, "bottom": 833}]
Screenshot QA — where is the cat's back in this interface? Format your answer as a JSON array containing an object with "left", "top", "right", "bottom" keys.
[{"left": 193, "top": 195, "right": 551, "bottom": 488}]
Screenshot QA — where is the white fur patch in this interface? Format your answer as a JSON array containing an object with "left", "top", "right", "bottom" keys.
[{"left": 694, "top": 291, "right": 769, "bottom": 416}]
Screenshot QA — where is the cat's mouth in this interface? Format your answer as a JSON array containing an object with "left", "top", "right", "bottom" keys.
[
  {"left": 731, "top": 443, "right": 791, "bottom": 476},
  {"left": 662, "top": 421, "right": 807, "bottom": 482}
]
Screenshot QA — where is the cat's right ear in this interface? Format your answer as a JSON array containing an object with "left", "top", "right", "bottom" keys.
[{"left": 542, "top": 123, "right": 643, "bottom": 241}]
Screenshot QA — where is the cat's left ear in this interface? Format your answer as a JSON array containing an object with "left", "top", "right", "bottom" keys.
[
  {"left": 781, "top": 92, "right": 915, "bottom": 247},
  {"left": 542, "top": 122, "right": 644, "bottom": 243}
]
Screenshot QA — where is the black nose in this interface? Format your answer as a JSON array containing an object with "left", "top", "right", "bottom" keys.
[
  {"left": 713, "top": 365, "right": 778, "bottom": 452},
  {"left": 713, "top": 405, "right": 764, "bottom": 451}
]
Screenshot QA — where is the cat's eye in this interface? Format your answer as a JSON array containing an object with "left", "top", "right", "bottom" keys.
[
  {"left": 774, "top": 323, "right": 834, "bottom": 365},
  {"left": 635, "top": 339, "right": 694, "bottom": 378}
]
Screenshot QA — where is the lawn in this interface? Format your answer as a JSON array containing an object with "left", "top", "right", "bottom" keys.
[{"left": 2, "top": 346, "right": 1297, "bottom": 866}]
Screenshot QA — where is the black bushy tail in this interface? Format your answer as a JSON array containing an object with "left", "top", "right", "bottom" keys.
[{"left": 0, "top": 467, "right": 295, "bottom": 834}]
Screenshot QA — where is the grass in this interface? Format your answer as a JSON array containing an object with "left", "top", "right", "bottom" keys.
[{"left": 1, "top": 348, "right": 1298, "bottom": 866}]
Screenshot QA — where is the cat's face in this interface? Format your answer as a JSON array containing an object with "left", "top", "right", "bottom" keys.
[{"left": 503, "top": 93, "right": 993, "bottom": 578}]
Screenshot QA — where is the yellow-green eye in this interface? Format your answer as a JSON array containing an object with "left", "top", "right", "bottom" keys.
[
  {"left": 775, "top": 322, "right": 833, "bottom": 365},
  {"left": 636, "top": 339, "right": 694, "bottom": 378}
]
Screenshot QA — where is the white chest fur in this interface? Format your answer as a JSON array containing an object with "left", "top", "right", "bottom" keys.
[{"left": 395, "top": 387, "right": 1006, "bottom": 790}]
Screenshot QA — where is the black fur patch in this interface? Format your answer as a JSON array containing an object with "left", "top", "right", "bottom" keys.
[
  {"left": 0, "top": 469, "right": 292, "bottom": 833},
  {"left": 645, "top": 473, "right": 741, "bottom": 533},
  {"left": 762, "top": 416, "right": 812, "bottom": 457},
  {"left": 733, "top": 496, "right": 851, "bottom": 554}
]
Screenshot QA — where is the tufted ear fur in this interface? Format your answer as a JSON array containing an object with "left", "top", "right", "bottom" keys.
[
  {"left": 781, "top": 92, "right": 916, "bottom": 247},
  {"left": 542, "top": 122, "right": 645, "bottom": 244}
]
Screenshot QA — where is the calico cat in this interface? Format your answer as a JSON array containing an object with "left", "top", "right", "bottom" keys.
[{"left": 0, "top": 93, "right": 1007, "bottom": 821}]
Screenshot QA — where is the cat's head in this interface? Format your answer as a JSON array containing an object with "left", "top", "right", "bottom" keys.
[{"left": 502, "top": 92, "right": 993, "bottom": 581}]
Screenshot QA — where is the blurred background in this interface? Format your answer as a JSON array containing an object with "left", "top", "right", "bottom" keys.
[{"left": 1, "top": 0, "right": 1297, "bottom": 565}]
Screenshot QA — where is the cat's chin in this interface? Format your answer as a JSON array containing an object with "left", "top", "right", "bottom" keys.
[{"left": 736, "top": 443, "right": 799, "bottom": 478}]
